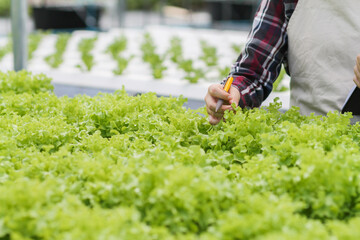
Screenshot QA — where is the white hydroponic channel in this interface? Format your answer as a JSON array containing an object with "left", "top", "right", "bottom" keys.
[{"left": 0, "top": 25, "right": 290, "bottom": 108}]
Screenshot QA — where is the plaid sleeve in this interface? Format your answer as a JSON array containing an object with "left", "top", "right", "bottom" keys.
[{"left": 228, "top": 0, "right": 297, "bottom": 108}]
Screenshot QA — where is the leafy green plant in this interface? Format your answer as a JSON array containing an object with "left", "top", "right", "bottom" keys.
[
  {"left": 199, "top": 40, "right": 218, "bottom": 67},
  {"left": 0, "top": 38, "right": 11, "bottom": 62},
  {"left": 28, "top": 33, "right": 45, "bottom": 60},
  {"left": 167, "top": 37, "right": 206, "bottom": 83},
  {"left": 152, "top": 63, "right": 167, "bottom": 79},
  {"left": 272, "top": 66, "right": 289, "bottom": 92},
  {"left": 167, "top": 36, "right": 183, "bottom": 64},
  {"left": 0, "top": 70, "right": 53, "bottom": 94},
  {"left": 0, "top": 32, "right": 46, "bottom": 63},
  {"left": 141, "top": 33, "right": 167, "bottom": 79},
  {"left": 231, "top": 43, "right": 243, "bottom": 55},
  {"left": 106, "top": 36, "right": 133, "bottom": 76},
  {"left": 218, "top": 66, "right": 231, "bottom": 80},
  {"left": 127, "top": 0, "right": 205, "bottom": 10},
  {"left": 1, "top": 71, "right": 360, "bottom": 239},
  {"left": 45, "top": 33, "right": 71, "bottom": 68},
  {"left": 178, "top": 58, "right": 204, "bottom": 83},
  {"left": 0, "top": 0, "right": 10, "bottom": 16},
  {"left": 76, "top": 36, "right": 98, "bottom": 72},
  {"left": 113, "top": 55, "right": 134, "bottom": 75},
  {"left": 141, "top": 33, "right": 157, "bottom": 63},
  {"left": 106, "top": 36, "right": 127, "bottom": 59}
]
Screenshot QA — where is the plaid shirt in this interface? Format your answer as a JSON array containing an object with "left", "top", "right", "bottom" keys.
[{"left": 229, "top": 0, "right": 298, "bottom": 108}]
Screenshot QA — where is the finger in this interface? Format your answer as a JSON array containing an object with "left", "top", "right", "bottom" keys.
[
  {"left": 354, "top": 65, "right": 360, "bottom": 84},
  {"left": 355, "top": 65, "right": 360, "bottom": 78},
  {"left": 205, "top": 93, "right": 217, "bottom": 111},
  {"left": 205, "top": 94, "right": 227, "bottom": 115},
  {"left": 227, "top": 96, "right": 238, "bottom": 108},
  {"left": 206, "top": 104, "right": 226, "bottom": 118},
  {"left": 219, "top": 103, "right": 234, "bottom": 112},
  {"left": 214, "top": 86, "right": 241, "bottom": 112},
  {"left": 228, "top": 86, "right": 241, "bottom": 107},
  {"left": 215, "top": 98, "right": 233, "bottom": 112},
  {"left": 206, "top": 91, "right": 231, "bottom": 114},
  {"left": 357, "top": 54, "right": 360, "bottom": 70},
  {"left": 209, "top": 114, "right": 222, "bottom": 125},
  {"left": 354, "top": 76, "right": 360, "bottom": 88},
  {"left": 208, "top": 84, "right": 231, "bottom": 101}
]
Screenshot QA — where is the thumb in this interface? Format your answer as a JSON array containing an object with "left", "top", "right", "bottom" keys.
[{"left": 228, "top": 86, "right": 240, "bottom": 107}]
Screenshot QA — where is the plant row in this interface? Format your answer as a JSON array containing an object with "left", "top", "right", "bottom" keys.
[
  {"left": 0, "top": 32, "right": 289, "bottom": 88},
  {"left": 0, "top": 71, "right": 358, "bottom": 239}
]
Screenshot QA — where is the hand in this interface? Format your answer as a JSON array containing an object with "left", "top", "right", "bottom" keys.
[
  {"left": 353, "top": 54, "right": 360, "bottom": 88},
  {"left": 205, "top": 83, "right": 241, "bottom": 125}
]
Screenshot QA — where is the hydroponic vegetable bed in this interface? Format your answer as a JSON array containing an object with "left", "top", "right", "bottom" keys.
[
  {"left": 0, "top": 71, "right": 359, "bottom": 239},
  {"left": 0, "top": 26, "right": 290, "bottom": 109}
]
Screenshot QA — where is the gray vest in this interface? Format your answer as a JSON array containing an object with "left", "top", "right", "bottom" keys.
[{"left": 288, "top": 0, "right": 360, "bottom": 117}]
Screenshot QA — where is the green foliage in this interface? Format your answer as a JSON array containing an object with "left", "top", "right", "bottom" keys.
[
  {"left": 1, "top": 32, "right": 48, "bottom": 63},
  {"left": 218, "top": 66, "right": 231, "bottom": 80},
  {"left": 76, "top": 36, "right": 98, "bottom": 72},
  {"left": 272, "top": 66, "right": 289, "bottom": 92},
  {"left": 113, "top": 55, "right": 134, "bottom": 75},
  {"left": 1, "top": 32, "right": 47, "bottom": 63},
  {"left": 141, "top": 33, "right": 167, "bottom": 79},
  {"left": 167, "top": 36, "right": 204, "bottom": 83},
  {"left": 199, "top": 40, "right": 218, "bottom": 67},
  {"left": 231, "top": 43, "right": 243, "bottom": 55},
  {"left": 126, "top": 0, "right": 205, "bottom": 10},
  {"left": 106, "top": 35, "right": 127, "bottom": 59},
  {"left": 45, "top": 33, "right": 71, "bottom": 68},
  {"left": 28, "top": 33, "right": 45, "bottom": 60},
  {"left": 141, "top": 33, "right": 157, "bottom": 63},
  {"left": 0, "top": 38, "right": 11, "bottom": 62},
  {"left": 2, "top": 71, "right": 360, "bottom": 238},
  {"left": 106, "top": 36, "right": 133, "bottom": 76},
  {"left": 0, "top": 0, "right": 10, "bottom": 16},
  {"left": 168, "top": 36, "right": 183, "bottom": 64},
  {"left": 0, "top": 71, "right": 53, "bottom": 94},
  {"left": 178, "top": 59, "right": 204, "bottom": 83}
]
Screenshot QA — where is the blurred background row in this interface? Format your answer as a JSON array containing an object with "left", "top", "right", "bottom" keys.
[
  {"left": 0, "top": 0, "right": 260, "bottom": 35},
  {"left": 0, "top": 0, "right": 290, "bottom": 110}
]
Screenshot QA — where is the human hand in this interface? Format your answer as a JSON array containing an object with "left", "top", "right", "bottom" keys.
[
  {"left": 353, "top": 54, "right": 360, "bottom": 88},
  {"left": 205, "top": 83, "right": 241, "bottom": 125}
]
